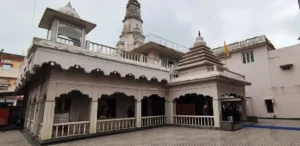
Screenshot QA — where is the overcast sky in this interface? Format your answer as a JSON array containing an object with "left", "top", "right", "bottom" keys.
[{"left": 0, "top": 0, "right": 299, "bottom": 55}]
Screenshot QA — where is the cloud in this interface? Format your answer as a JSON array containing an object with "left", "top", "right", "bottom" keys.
[{"left": 0, "top": 0, "right": 299, "bottom": 55}]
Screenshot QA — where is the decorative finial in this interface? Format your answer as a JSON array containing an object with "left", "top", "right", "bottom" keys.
[{"left": 193, "top": 30, "right": 207, "bottom": 47}]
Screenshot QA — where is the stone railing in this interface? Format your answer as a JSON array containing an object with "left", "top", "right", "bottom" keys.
[
  {"left": 86, "top": 41, "right": 168, "bottom": 69},
  {"left": 174, "top": 115, "right": 214, "bottom": 127},
  {"left": 141, "top": 116, "right": 166, "bottom": 127},
  {"left": 145, "top": 34, "right": 188, "bottom": 52},
  {"left": 52, "top": 121, "right": 90, "bottom": 138},
  {"left": 56, "top": 37, "right": 81, "bottom": 47},
  {"left": 171, "top": 66, "right": 245, "bottom": 82},
  {"left": 212, "top": 35, "right": 267, "bottom": 56},
  {"left": 96, "top": 118, "right": 136, "bottom": 133}
]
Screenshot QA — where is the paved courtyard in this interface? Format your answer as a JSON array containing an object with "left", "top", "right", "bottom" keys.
[{"left": 1, "top": 119, "right": 300, "bottom": 146}]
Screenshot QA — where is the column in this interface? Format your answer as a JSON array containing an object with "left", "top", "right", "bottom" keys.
[
  {"left": 165, "top": 100, "right": 175, "bottom": 124},
  {"left": 213, "top": 99, "right": 221, "bottom": 128},
  {"left": 135, "top": 99, "right": 142, "bottom": 128},
  {"left": 33, "top": 102, "right": 41, "bottom": 136},
  {"left": 25, "top": 104, "right": 32, "bottom": 129},
  {"left": 40, "top": 101, "right": 55, "bottom": 140},
  {"left": 89, "top": 100, "right": 98, "bottom": 134}
]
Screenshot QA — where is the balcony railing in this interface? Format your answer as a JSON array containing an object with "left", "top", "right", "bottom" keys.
[
  {"left": 145, "top": 34, "right": 188, "bottom": 53},
  {"left": 141, "top": 116, "right": 166, "bottom": 127},
  {"left": 52, "top": 121, "right": 90, "bottom": 138},
  {"left": 96, "top": 118, "right": 136, "bottom": 133},
  {"left": 174, "top": 115, "right": 214, "bottom": 127},
  {"left": 171, "top": 66, "right": 245, "bottom": 82},
  {"left": 56, "top": 37, "right": 81, "bottom": 47},
  {"left": 86, "top": 41, "right": 167, "bottom": 69}
]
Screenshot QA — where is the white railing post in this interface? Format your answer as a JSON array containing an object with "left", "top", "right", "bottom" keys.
[
  {"left": 89, "top": 100, "right": 98, "bottom": 134},
  {"left": 40, "top": 101, "right": 55, "bottom": 140}
]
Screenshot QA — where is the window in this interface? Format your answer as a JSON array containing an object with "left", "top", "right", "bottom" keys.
[
  {"left": 2, "top": 65, "right": 11, "bottom": 70},
  {"left": 0, "top": 84, "right": 9, "bottom": 91},
  {"left": 265, "top": 99, "right": 274, "bottom": 113},
  {"left": 56, "top": 22, "right": 83, "bottom": 47},
  {"left": 0, "top": 78, "right": 9, "bottom": 82},
  {"left": 2, "top": 59, "right": 12, "bottom": 63},
  {"left": 242, "top": 51, "right": 254, "bottom": 64}
]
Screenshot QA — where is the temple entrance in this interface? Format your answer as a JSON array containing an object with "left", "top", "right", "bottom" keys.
[
  {"left": 220, "top": 93, "right": 247, "bottom": 123},
  {"left": 142, "top": 95, "right": 165, "bottom": 117},
  {"left": 175, "top": 93, "right": 213, "bottom": 116}
]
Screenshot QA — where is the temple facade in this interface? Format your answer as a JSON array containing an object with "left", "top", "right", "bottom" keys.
[{"left": 16, "top": 1, "right": 250, "bottom": 143}]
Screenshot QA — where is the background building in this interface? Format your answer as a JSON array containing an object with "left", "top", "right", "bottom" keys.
[
  {"left": 0, "top": 52, "right": 24, "bottom": 105},
  {"left": 212, "top": 36, "right": 300, "bottom": 119}
]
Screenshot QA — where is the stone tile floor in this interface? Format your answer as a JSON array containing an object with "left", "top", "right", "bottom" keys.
[{"left": 2, "top": 119, "right": 300, "bottom": 146}]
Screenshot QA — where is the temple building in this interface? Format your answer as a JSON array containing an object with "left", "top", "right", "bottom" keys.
[
  {"left": 212, "top": 37, "right": 300, "bottom": 119},
  {"left": 16, "top": 1, "right": 251, "bottom": 144}
]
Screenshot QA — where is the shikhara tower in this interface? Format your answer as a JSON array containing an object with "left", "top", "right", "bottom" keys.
[{"left": 117, "top": 0, "right": 145, "bottom": 51}]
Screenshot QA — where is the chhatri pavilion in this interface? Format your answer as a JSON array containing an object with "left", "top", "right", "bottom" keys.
[{"left": 16, "top": 0, "right": 251, "bottom": 143}]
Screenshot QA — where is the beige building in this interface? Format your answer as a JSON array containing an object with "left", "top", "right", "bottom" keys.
[
  {"left": 212, "top": 37, "right": 300, "bottom": 119},
  {"left": 16, "top": 1, "right": 251, "bottom": 144},
  {"left": 0, "top": 52, "right": 24, "bottom": 105}
]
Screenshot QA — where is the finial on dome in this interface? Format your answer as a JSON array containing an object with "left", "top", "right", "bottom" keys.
[
  {"left": 57, "top": 2, "right": 80, "bottom": 18},
  {"left": 193, "top": 30, "right": 207, "bottom": 47}
]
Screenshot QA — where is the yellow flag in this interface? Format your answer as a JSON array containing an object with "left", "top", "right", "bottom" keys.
[{"left": 224, "top": 41, "right": 230, "bottom": 57}]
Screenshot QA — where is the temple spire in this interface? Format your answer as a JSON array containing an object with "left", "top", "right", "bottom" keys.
[{"left": 117, "top": 0, "right": 145, "bottom": 51}]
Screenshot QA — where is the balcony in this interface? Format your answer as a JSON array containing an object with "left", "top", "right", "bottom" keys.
[{"left": 144, "top": 34, "right": 188, "bottom": 53}]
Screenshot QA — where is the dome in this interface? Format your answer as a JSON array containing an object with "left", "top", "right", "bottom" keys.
[
  {"left": 57, "top": 2, "right": 80, "bottom": 18},
  {"left": 193, "top": 31, "right": 207, "bottom": 47}
]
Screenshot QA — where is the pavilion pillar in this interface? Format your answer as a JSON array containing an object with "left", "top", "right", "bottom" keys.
[
  {"left": 89, "top": 100, "right": 98, "bottom": 134},
  {"left": 40, "top": 101, "right": 55, "bottom": 140},
  {"left": 213, "top": 99, "right": 221, "bottom": 128},
  {"left": 135, "top": 99, "right": 142, "bottom": 128},
  {"left": 165, "top": 100, "right": 175, "bottom": 124}
]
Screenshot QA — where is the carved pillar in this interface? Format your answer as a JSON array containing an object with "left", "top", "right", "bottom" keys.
[
  {"left": 89, "top": 100, "right": 98, "bottom": 134},
  {"left": 40, "top": 101, "right": 55, "bottom": 140}
]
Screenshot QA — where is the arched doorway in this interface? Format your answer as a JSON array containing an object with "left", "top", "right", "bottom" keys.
[
  {"left": 141, "top": 94, "right": 166, "bottom": 127},
  {"left": 175, "top": 93, "right": 213, "bottom": 116},
  {"left": 142, "top": 95, "right": 165, "bottom": 117},
  {"left": 173, "top": 93, "right": 214, "bottom": 127},
  {"left": 98, "top": 92, "right": 135, "bottom": 119},
  {"left": 55, "top": 90, "right": 91, "bottom": 123},
  {"left": 96, "top": 92, "right": 136, "bottom": 133},
  {"left": 53, "top": 90, "right": 91, "bottom": 138}
]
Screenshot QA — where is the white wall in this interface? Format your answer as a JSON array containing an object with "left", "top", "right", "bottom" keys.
[
  {"left": 267, "top": 44, "right": 300, "bottom": 118},
  {"left": 222, "top": 44, "right": 300, "bottom": 118}
]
